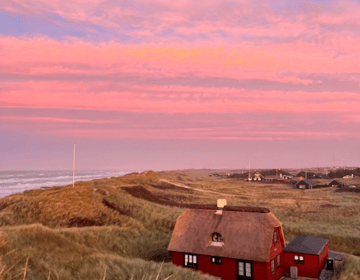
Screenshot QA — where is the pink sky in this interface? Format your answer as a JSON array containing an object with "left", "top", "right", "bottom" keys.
[{"left": 1, "top": 0, "right": 360, "bottom": 170}]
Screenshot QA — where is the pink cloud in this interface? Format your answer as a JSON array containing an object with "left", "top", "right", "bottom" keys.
[
  {"left": 2, "top": 87, "right": 360, "bottom": 114},
  {"left": 0, "top": 116, "right": 119, "bottom": 124},
  {"left": 2, "top": 35, "right": 360, "bottom": 86},
  {"left": 4, "top": 0, "right": 360, "bottom": 51},
  {"left": 39, "top": 127, "right": 359, "bottom": 141}
]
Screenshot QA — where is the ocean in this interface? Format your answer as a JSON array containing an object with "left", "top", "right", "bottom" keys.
[{"left": 0, "top": 170, "right": 133, "bottom": 198}]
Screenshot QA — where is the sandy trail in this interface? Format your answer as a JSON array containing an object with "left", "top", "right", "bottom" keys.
[{"left": 159, "top": 179, "right": 237, "bottom": 197}]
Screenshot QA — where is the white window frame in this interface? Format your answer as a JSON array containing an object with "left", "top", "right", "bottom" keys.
[
  {"left": 274, "top": 230, "right": 277, "bottom": 244},
  {"left": 212, "top": 232, "right": 223, "bottom": 242},
  {"left": 271, "top": 258, "right": 275, "bottom": 274},
  {"left": 184, "top": 253, "right": 197, "bottom": 269},
  {"left": 211, "top": 256, "right": 222, "bottom": 265},
  {"left": 294, "top": 255, "right": 304, "bottom": 265},
  {"left": 245, "top": 262, "right": 251, "bottom": 277},
  {"left": 238, "top": 261, "right": 244, "bottom": 276}
]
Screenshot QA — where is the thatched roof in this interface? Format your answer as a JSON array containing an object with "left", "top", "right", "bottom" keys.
[
  {"left": 168, "top": 207, "right": 284, "bottom": 262},
  {"left": 185, "top": 205, "right": 270, "bottom": 213}
]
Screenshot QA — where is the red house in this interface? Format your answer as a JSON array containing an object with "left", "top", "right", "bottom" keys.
[
  {"left": 283, "top": 235, "right": 329, "bottom": 278},
  {"left": 168, "top": 200, "right": 286, "bottom": 280}
]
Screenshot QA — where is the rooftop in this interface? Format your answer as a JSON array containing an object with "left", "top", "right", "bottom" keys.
[
  {"left": 184, "top": 204, "right": 270, "bottom": 213},
  {"left": 283, "top": 235, "right": 329, "bottom": 255},
  {"left": 168, "top": 207, "right": 283, "bottom": 262}
]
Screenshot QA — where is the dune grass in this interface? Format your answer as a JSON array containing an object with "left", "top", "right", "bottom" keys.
[
  {"left": 0, "top": 169, "right": 359, "bottom": 279},
  {"left": 0, "top": 224, "right": 216, "bottom": 280}
]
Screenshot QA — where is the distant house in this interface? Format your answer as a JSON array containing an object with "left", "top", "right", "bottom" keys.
[
  {"left": 295, "top": 179, "right": 316, "bottom": 189},
  {"left": 263, "top": 175, "right": 280, "bottom": 182},
  {"left": 328, "top": 180, "right": 345, "bottom": 188},
  {"left": 280, "top": 174, "right": 293, "bottom": 180},
  {"left": 246, "top": 171, "right": 265, "bottom": 182},
  {"left": 168, "top": 200, "right": 286, "bottom": 280},
  {"left": 342, "top": 174, "right": 355, "bottom": 179},
  {"left": 283, "top": 235, "right": 329, "bottom": 279}
]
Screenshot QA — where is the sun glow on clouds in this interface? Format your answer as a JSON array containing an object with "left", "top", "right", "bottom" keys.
[{"left": 2, "top": 0, "right": 360, "bottom": 144}]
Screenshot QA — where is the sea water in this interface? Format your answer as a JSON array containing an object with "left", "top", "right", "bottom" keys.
[{"left": 0, "top": 170, "right": 133, "bottom": 198}]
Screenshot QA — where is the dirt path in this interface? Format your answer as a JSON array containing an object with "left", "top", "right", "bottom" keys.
[{"left": 159, "top": 179, "right": 237, "bottom": 197}]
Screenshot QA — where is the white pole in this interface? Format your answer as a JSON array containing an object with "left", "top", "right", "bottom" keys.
[{"left": 73, "top": 143, "right": 76, "bottom": 188}]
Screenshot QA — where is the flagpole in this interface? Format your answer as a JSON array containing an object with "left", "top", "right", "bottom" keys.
[{"left": 73, "top": 143, "right": 76, "bottom": 188}]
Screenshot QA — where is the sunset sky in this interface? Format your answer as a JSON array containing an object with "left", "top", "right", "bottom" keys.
[{"left": 1, "top": 0, "right": 360, "bottom": 171}]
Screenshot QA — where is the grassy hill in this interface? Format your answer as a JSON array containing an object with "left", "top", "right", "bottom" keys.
[{"left": 0, "top": 170, "right": 359, "bottom": 279}]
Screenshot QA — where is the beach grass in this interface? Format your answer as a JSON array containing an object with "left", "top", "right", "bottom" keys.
[{"left": 0, "top": 169, "right": 359, "bottom": 279}]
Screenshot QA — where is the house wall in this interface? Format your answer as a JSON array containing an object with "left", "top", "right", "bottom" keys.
[
  {"left": 170, "top": 251, "right": 285, "bottom": 280},
  {"left": 267, "top": 226, "right": 285, "bottom": 280},
  {"left": 198, "top": 255, "right": 237, "bottom": 280},
  {"left": 283, "top": 251, "right": 320, "bottom": 278},
  {"left": 318, "top": 245, "right": 329, "bottom": 272},
  {"left": 253, "top": 262, "right": 269, "bottom": 280},
  {"left": 296, "top": 180, "right": 314, "bottom": 189},
  {"left": 170, "top": 251, "right": 184, "bottom": 267},
  {"left": 296, "top": 183, "right": 308, "bottom": 189}
]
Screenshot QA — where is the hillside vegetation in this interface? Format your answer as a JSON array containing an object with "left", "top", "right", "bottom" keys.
[{"left": 0, "top": 170, "right": 359, "bottom": 279}]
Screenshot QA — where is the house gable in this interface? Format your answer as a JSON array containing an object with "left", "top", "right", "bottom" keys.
[
  {"left": 250, "top": 172, "right": 265, "bottom": 181},
  {"left": 295, "top": 179, "right": 316, "bottom": 189},
  {"left": 329, "top": 180, "right": 345, "bottom": 187}
]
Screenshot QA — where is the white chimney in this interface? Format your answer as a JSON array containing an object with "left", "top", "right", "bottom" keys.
[
  {"left": 216, "top": 199, "right": 227, "bottom": 214},
  {"left": 217, "top": 199, "right": 227, "bottom": 209}
]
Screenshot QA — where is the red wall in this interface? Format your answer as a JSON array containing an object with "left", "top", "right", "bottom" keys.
[
  {"left": 198, "top": 255, "right": 237, "bottom": 280},
  {"left": 318, "top": 245, "right": 329, "bottom": 272},
  {"left": 283, "top": 251, "right": 320, "bottom": 278},
  {"left": 253, "top": 262, "right": 269, "bottom": 280},
  {"left": 267, "top": 226, "right": 285, "bottom": 280},
  {"left": 171, "top": 251, "right": 184, "bottom": 267},
  {"left": 170, "top": 251, "right": 286, "bottom": 280}
]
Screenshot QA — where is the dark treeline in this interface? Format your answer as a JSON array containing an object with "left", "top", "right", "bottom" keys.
[
  {"left": 327, "top": 168, "right": 360, "bottom": 178},
  {"left": 228, "top": 168, "right": 360, "bottom": 179},
  {"left": 261, "top": 169, "right": 292, "bottom": 176},
  {"left": 227, "top": 169, "right": 291, "bottom": 178},
  {"left": 296, "top": 168, "right": 360, "bottom": 179},
  {"left": 295, "top": 172, "right": 328, "bottom": 179},
  {"left": 227, "top": 173, "right": 248, "bottom": 178}
]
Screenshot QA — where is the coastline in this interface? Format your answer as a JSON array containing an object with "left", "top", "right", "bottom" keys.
[{"left": 0, "top": 170, "right": 134, "bottom": 198}]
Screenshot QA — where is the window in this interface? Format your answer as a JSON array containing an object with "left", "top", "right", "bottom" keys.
[
  {"left": 211, "top": 256, "right": 222, "bottom": 265},
  {"left": 271, "top": 258, "right": 275, "bottom": 274},
  {"left": 245, "top": 263, "right": 251, "bottom": 277},
  {"left": 184, "top": 253, "right": 197, "bottom": 269},
  {"left": 212, "top": 233, "right": 223, "bottom": 242},
  {"left": 273, "top": 230, "right": 277, "bottom": 244},
  {"left": 238, "top": 261, "right": 252, "bottom": 277},
  {"left": 277, "top": 253, "right": 281, "bottom": 268},
  {"left": 294, "top": 255, "right": 304, "bottom": 265},
  {"left": 238, "top": 262, "right": 244, "bottom": 276}
]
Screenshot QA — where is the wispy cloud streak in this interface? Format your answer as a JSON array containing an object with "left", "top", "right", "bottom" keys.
[{"left": 2, "top": 0, "right": 360, "bottom": 145}]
